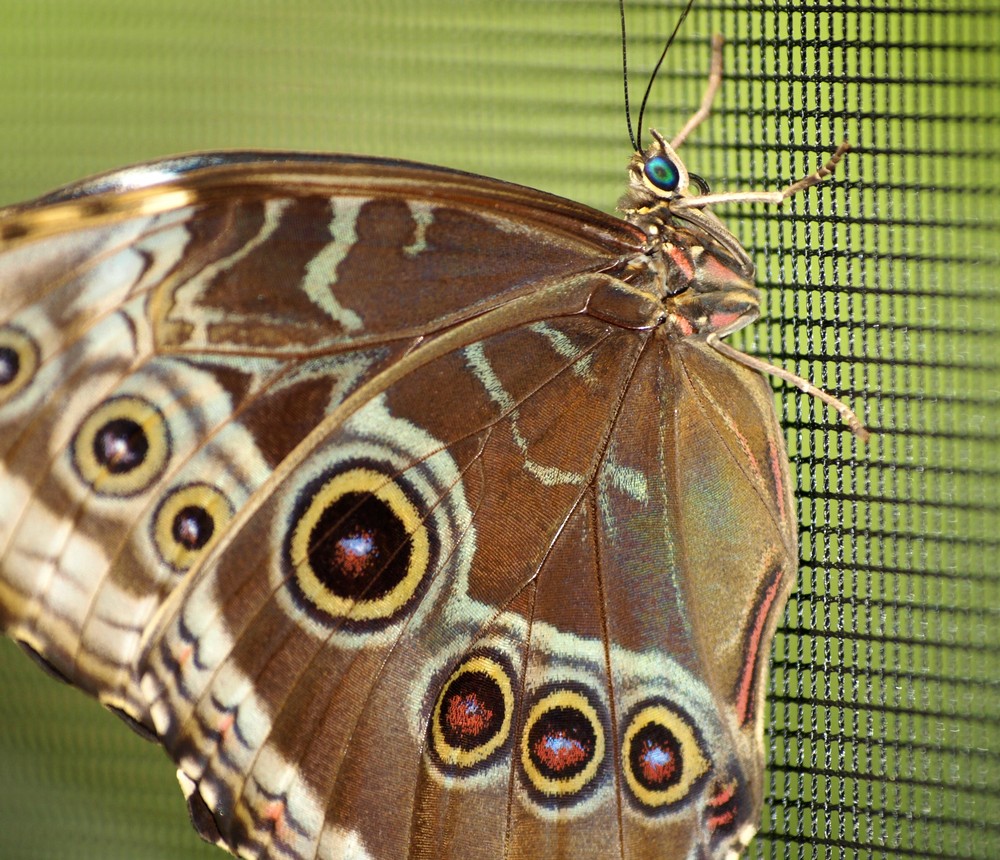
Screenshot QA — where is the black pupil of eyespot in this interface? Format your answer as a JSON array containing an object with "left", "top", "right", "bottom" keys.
[
  {"left": 0, "top": 346, "right": 18, "bottom": 385},
  {"left": 307, "top": 491, "right": 411, "bottom": 601},
  {"left": 94, "top": 418, "right": 148, "bottom": 473},
  {"left": 172, "top": 505, "right": 214, "bottom": 550}
]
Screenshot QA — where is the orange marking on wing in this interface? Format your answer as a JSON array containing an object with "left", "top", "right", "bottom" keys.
[
  {"left": 217, "top": 713, "right": 234, "bottom": 736},
  {"left": 264, "top": 800, "right": 289, "bottom": 841},
  {"left": 708, "top": 807, "right": 737, "bottom": 831},
  {"left": 534, "top": 731, "right": 589, "bottom": 772},
  {"left": 707, "top": 780, "right": 739, "bottom": 832},
  {"left": 708, "top": 780, "right": 736, "bottom": 808},
  {"left": 723, "top": 412, "right": 762, "bottom": 483},
  {"left": 446, "top": 693, "right": 494, "bottom": 738},
  {"left": 735, "top": 571, "right": 783, "bottom": 725}
]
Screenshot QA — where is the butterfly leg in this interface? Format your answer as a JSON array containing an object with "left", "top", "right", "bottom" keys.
[
  {"left": 670, "top": 33, "right": 725, "bottom": 150},
  {"left": 706, "top": 332, "right": 870, "bottom": 441},
  {"left": 673, "top": 140, "right": 852, "bottom": 210}
]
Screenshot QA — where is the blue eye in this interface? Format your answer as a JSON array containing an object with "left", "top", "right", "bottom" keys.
[{"left": 643, "top": 155, "right": 680, "bottom": 192}]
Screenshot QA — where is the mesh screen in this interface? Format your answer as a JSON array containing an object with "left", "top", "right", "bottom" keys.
[{"left": 0, "top": 2, "right": 996, "bottom": 859}]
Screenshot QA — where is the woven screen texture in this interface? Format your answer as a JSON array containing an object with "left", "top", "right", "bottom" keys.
[{"left": 0, "top": 2, "right": 996, "bottom": 859}]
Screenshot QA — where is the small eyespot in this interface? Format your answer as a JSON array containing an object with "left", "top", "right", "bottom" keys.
[
  {"left": 520, "top": 686, "right": 607, "bottom": 806},
  {"left": 0, "top": 325, "right": 40, "bottom": 406},
  {"left": 72, "top": 395, "right": 171, "bottom": 496},
  {"left": 429, "top": 651, "right": 516, "bottom": 774},
  {"left": 643, "top": 155, "right": 680, "bottom": 192},
  {"left": 152, "top": 483, "right": 233, "bottom": 572},
  {"left": 622, "top": 701, "right": 711, "bottom": 811}
]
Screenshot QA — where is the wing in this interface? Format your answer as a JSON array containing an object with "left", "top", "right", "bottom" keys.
[
  {"left": 0, "top": 152, "right": 642, "bottom": 707},
  {"left": 0, "top": 152, "right": 794, "bottom": 860}
]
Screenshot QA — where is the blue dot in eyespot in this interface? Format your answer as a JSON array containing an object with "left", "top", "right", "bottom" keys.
[{"left": 644, "top": 155, "right": 679, "bottom": 191}]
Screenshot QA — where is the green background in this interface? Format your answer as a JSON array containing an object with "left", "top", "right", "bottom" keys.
[{"left": 0, "top": 1, "right": 997, "bottom": 858}]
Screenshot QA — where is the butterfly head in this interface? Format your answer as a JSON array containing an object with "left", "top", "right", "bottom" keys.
[
  {"left": 626, "top": 130, "right": 691, "bottom": 203},
  {"left": 625, "top": 129, "right": 710, "bottom": 208}
]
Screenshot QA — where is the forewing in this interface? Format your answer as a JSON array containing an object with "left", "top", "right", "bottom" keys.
[{"left": 0, "top": 152, "right": 641, "bottom": 722}]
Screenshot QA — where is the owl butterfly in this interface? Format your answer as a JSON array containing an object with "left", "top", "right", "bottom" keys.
[{"left": 0, "top": 16, "right": 865, "bottom": 860}]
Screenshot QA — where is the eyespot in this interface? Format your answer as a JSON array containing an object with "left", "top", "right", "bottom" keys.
[
  {"left": 520, "top": 686, "right": 606, "bottom": 805},
  {"left": 152, "top": 483, "right": 233, "bottom": 572},
  {"left": 429, "top": 651, "right": 515, "bottom": 774},
  {"left": 643, "top": 155, "right": 680, "bottom": 192},
  {"left": 286, "top": 465, "right": 431, "bottom": 627},
  {"left": 622, "top": 701, "right": 710, "bottom": 810},
  {"left": 0, "top": 325, "right": 39, "bottom": 406},
  {"left": 72, "top": 395, "right": 171, "bottom": 496}
]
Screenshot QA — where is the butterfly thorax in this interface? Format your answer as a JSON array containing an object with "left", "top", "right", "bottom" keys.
[{"left": 616, "top": 133, "right": 762, "bottom": 340}]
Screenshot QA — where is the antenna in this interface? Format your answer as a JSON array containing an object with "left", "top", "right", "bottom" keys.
[
  {"left": 619, "top": 0, "right": 638, "bottom": 151},
  {"left": 622, "top": 0, "right": 697, "bottom": 153}
]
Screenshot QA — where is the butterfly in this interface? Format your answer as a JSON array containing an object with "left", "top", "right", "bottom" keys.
[{"left": 0, "top": 15, "right": 865, "bottom": 860}]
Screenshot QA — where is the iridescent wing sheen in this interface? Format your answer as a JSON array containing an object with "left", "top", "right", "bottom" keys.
[{"left": 0, "top": 152, "right": 795, "bottom": 860}]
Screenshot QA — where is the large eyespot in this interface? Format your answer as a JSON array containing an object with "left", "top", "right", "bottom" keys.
[
  {"left": 152, "top": 483, "right": 233, "bottom": 572},
  {"left": 286, "top": 465, "right": 431, "bottom": 626},
  {"left": 72, "top": 395, "right": 171, "bottom": 496},
  {"left": 0, "top": 325, "right": 39, "bottom": 406},
  {"left": 622, "top": 701, "right": 710, "bottom": 810},
  {"left": 429, "top": 651, "right": 515, "bottom": 774},
  {"left": 520, "top": 686, "right": 606, "bottom": 805},
  {"left": 643, "top": 155, "right": 680, "bottom": 192}
]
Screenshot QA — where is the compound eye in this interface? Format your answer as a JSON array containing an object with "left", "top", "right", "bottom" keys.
[{"left": 643, "top": 155, "right": 680, "bottom": 192}]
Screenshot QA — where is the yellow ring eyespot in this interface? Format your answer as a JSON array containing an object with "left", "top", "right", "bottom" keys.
[
  {"left": 622, "top": 701, "right": 710, "bottom": 810},
  {"left": 287, "top": 466, "right": 431, "bottom": 626},
  {"left": 520, "top": 687, "right": 606, "bottom": 803},
  {"left": 72, "top": 395, "right": 171, "bottom": 497},
  {"left": 151, "top": 483, "right": 233, "bottom": 572},
  {"left": 0, "top": 325, "right": 40, "bottom": 405},
  {"left": 429, "top": 652, "right": 515, "bottom": 773}
]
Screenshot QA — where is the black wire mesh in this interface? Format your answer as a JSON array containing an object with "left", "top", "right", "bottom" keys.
[{"left": 0, "top": 2, "right": 996, "bottom": 859}]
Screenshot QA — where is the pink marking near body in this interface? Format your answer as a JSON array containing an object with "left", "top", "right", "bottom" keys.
[
  {"left": 735, "top": 572, "right": 783, "bottom": 725},
  {"left": 669, "top": 313, "right": 696, "bottom": 337},
  {"left": 217, "top": 713, "right": 234, "bottom": 737},
  {"left": 702, "top": 254, "right": 743, "bottom": 285},
  {"left": 707, "top": 310, "right": 745, "bottom": 333},
  {"left": 178, "top": 644, "right": 193, "bottom": 666},
  {"left": 667, "top": 245, "right": 695, "bottom": 282}
]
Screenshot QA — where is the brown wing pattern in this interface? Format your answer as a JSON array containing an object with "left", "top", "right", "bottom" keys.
[{"left": 0, "top": 154, "right": 794, "bottom": 860}]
